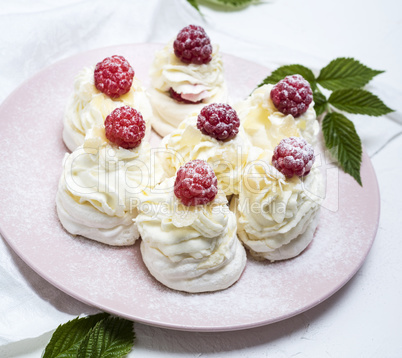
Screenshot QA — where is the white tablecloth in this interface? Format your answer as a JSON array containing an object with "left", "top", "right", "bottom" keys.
[{"left": 0, "top": 0, "right": 401, "bottom": 356}]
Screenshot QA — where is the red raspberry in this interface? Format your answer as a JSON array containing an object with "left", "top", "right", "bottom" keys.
[
  {"left": 197, "top": 103, "right": 240, "bottom": 141},
  {"left": 173, "top": 25, "right": 213, "bottom": 65},
  {"left": 104, "top": 106, "right": 145, "bottom": 149},
  {"left": 169, "top": 87, "right": 202, "bottom": 104},
  {"left": 94, "top": 55, "right": 134, "bottom": 99},
  {"left": 174, "top": 160, "right": 218, "bottom": 206},
  {"left": 272, "top": 137, "right": 315, "bottom": 178},
  {"left": 270, "top": 74, "right": 313, "bottom": 118}
]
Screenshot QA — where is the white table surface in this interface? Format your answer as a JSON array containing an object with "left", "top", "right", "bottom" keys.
[{"left": 0, "top": 0, "right": 401, "bottom": 357}]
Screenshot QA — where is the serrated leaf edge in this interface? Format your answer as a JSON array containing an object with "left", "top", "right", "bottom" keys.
[
  {"left": 328, "top": 88, "right": 394, "bottom": 116},
  {"left": 317, "top": 57, "right": 384, "bottom": 91},
  {"left": 322, "top": 112, "right": 363, "bottom": 185},
  {"left": 77, "top": 316, "right": 134, "bottom": 358},
  {"left": 42, "top": 313, "right": 109, "bottom": 358}
]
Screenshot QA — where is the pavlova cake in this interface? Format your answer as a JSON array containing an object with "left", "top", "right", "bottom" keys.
[
  {"left": 148, "top": 25, "right": 228, "bottom": 137},
  {"left": 136, "top": 160, "right": 246, "bottom": 293},
  {"left": 230, "top": 137, "right": 323, "bottom": 261},
  {"left": 57, "top": 106, "right": 159, "bottom": 246}
]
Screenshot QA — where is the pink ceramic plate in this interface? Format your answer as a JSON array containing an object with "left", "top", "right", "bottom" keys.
[{"left": 0, "top": 44, "right": 380, "bottom": 332}]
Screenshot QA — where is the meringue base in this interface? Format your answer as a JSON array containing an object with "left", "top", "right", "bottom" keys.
[
  {"left": 239, "top": 213, "right": 320, "bottom": 262},
  {"left": 56, "top": 181, "right": 139, "bottom": 246},
  {"left": 140, "top": 213, "right": 247, "bottom": 293}
]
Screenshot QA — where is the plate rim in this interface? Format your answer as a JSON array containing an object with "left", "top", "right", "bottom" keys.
[{"left": 0, "top": 43, "right": 381, "bottom": 332}]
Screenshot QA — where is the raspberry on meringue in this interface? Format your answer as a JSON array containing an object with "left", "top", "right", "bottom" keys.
[
  {"left": 174, "top": 160, "right": 218, "bottom": 206},
  {"left": 105, "top": 106, "right": 146, "bottom": 149},
  {"left": 173, "top": 25, "right": 213, "bottom": 65},
  {"left": 272, "top": 137, "right": 315, "bottom": 178},
  {"left": 94, "top": 55, "right": 134, "bottom": 99},
  {"left": 197, "top": 103, "right": 240, "bottom": 141},
  {"left": 270, "top": 74, "right": 313, "bottom": 118}
]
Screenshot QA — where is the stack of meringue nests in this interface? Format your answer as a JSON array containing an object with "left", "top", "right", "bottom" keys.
[{"left": 56, "top": 26, "right": 324, "bottom": 294}]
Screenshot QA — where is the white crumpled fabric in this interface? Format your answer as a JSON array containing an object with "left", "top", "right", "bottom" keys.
[{"left": 0, "top": 0, "right": 401, "bottom": 357}]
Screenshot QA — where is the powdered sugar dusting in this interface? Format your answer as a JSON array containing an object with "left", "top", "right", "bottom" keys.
[{"left": 0, "top": 44, "right": 379, "bottom": 331}]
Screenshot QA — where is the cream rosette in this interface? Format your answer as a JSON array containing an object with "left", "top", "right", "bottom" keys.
[
  {"left": 56, "top": 127, "right": 160, "bottom": 246},
  {"left": 63, "top": 65, "right": 152, "bottom": 152},
  {"left": 148, "top": 41, "right": 228, "bottom": 137},
  {"left": 234, "top": 84, "right": 319, "bottom": 149},
  {"left": 136, "top": 177, "right": 246, "bottom": 293},
  {"left": 158, "top": 115, "right": 250, "bottom": 197},
  {"left": 230, "top": 148, "right": 323, "bottom": 261}
]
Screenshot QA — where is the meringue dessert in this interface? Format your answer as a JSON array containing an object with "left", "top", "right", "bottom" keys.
[
  {"left": 57, "top": 107, "right": 160, "bottom": 246},
  {"left": 235, "top": 76, "right": 319, "bottom": 149},
  {"left": 136, "top": 160, "right": 246, "bottom": 293},
  {"left": 230, "top": 137, "right": 323, "bottom": 261},
  {"left": 148, "top": 25, "right": 228, "bottom": 137},
  {"left": 159, "top": 103, "right": 250, "bottom": 197},
  {"left": 63, "top": 55, "right": 153, "bottom": 152}
]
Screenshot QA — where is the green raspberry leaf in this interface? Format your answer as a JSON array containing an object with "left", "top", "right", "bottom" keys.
[
  {"left": 42, "top": 313, "right": 109, "bottom": 358},
  {"left": 322, "top": 112, "right": 362, "bottom": 185},
  {"left": 313, "top": 91, "right": 328, "bottom": 116},
  {"left": 202, "top": 0, "right": 256, "bottom": 8},
  {"left": 186, "top": 0, "right": 202, "bottom": 13},
  {"left": 77, "top": 316, "right": 135, "bottom": 358},
  {"left": 256, "top": 64, "right": 317, "bottom": 91},
  {"left": 328, "top": 88, "right": 394, "bottom": 116},
  {"left": 317, "top": 57, "right": 384, "bottom": 91}
]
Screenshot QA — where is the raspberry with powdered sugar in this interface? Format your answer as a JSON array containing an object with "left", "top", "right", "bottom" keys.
[
  {"left": 174, "top": 160, "right": 218, "bottom": 206},
  {"left": 173, "top": 25, "right": 213, "bottom": 65},
  {"left": 197, "top": 103, "right": 240, "bottom": 141},
  {"left": 104, "top": 106, "right": 145, "bottom": 149},
  {"left": 94, "top": 55, "right": 134, "bottom": 99},
  {"left": 270, "top": 74, "right": 313, "bottom": 118},
  {"left": 272, "top": 137, "right": 315, "bottom": 178}
]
